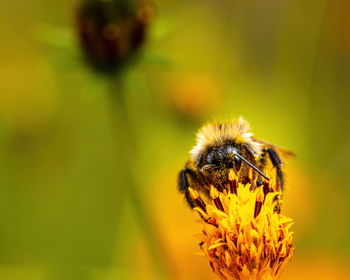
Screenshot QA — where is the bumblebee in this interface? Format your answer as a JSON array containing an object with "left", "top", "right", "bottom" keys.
[{"left": 178, "top": 117, "right": 294, "bottom": 210}]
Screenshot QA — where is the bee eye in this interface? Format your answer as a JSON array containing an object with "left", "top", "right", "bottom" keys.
[
  {"left": 234, "top": 156, "right": 242, "bottom": 171},
  {"left": 206, "top": 149, "right": 223, "bottom": 165},
  {"left": 207, "top": 150, "right": 216, "bottom": 164}
]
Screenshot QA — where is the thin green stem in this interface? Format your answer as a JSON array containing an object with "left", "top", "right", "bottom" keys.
[{"left": 107, "top": 76, "right": 172, "bottom": 280}]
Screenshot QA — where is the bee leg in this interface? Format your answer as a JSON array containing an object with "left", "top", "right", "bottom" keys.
[
  {"left": 178, "top": 168, "right": 201, "bottom": 209},
  {"left": 266, "top": 148, "right": 284, "bottom": 192}
]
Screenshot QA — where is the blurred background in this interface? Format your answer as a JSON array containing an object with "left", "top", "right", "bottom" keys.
[{"left": 0, "top": 0, "right": 350, "bottom": 279}]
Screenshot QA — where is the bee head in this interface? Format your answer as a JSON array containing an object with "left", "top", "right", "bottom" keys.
[
  {"left": 202, "top": 145, "right": 242, "bottom": 171},
  {"left": 198, "top": 144, "right": 269, "bottom": 180},
  {"left": 197, "top": 144, "right": 242, "bottom": 172}
]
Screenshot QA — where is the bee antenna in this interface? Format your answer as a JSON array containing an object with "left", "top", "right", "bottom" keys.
[{"left": 234, "top": 153, "right": 269, "bottom": 181}]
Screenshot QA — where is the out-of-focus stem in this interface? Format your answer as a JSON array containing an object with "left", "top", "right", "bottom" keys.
[{"left": 107, "top": 76, "right": 171, "bottom": 280}]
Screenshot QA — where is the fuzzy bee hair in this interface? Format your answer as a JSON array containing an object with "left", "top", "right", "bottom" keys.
[{"left": 190, "top": 117, "right": 263, "bottom": 163}]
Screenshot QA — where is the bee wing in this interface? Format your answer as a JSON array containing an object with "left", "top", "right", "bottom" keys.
[{"left": 252, "top": 138, "right": 296, "bottom": 158}]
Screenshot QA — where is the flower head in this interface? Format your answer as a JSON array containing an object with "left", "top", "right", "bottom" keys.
[
  {"left": 190, "top": 172, "right": 294, "bottom": 280},
  {"left": 75, "top": 0, "right": 154, "bottom": 73}
]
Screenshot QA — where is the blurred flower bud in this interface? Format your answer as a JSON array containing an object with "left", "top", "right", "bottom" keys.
[{"left": 75, "top": 0, "right": 154, "bottom": 73}]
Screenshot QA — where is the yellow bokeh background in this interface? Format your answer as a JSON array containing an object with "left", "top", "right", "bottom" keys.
[{"left": 0, "top": 0, "right": 349, "bottom": 279}]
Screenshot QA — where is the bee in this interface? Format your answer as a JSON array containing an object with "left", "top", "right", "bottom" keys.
[{"left": 178, "top": 117, "right": 294, "bottom": 210}]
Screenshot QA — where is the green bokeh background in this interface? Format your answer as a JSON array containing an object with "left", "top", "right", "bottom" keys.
[{"left": 0, "top": 0, "right": 349, "bottom": 279}]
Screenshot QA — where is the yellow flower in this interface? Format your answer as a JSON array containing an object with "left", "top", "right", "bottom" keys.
[{"left": 188, "top": 171, "right": 294, "bottom": 280}]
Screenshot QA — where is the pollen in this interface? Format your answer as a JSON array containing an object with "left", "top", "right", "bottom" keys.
[
  {"left": 188, "top": 187, "right": 207, "bottom": 213},
  {"left": 193, "top": 181, "right": 294, "bottom": 280},
  {"left": 248, "top": 167, "right": 254, "bottom": 190},
  {"left": 188, "top": 187, "right": 199, "bottom": 200},
  {"left": 248, "top": 167, "right": 254, "bottom": 181},
  {"left": 228, "top": 170, "right": 238, "bottom": 194},
  {"left": 228, "top": 170, "right": 236, "bottom": 181},
  {"left": 210, "top": 185, "right": 225, "bottom": 212},
  {"left": 254, "top": 187, "right": 264, "bottom": 218}
]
